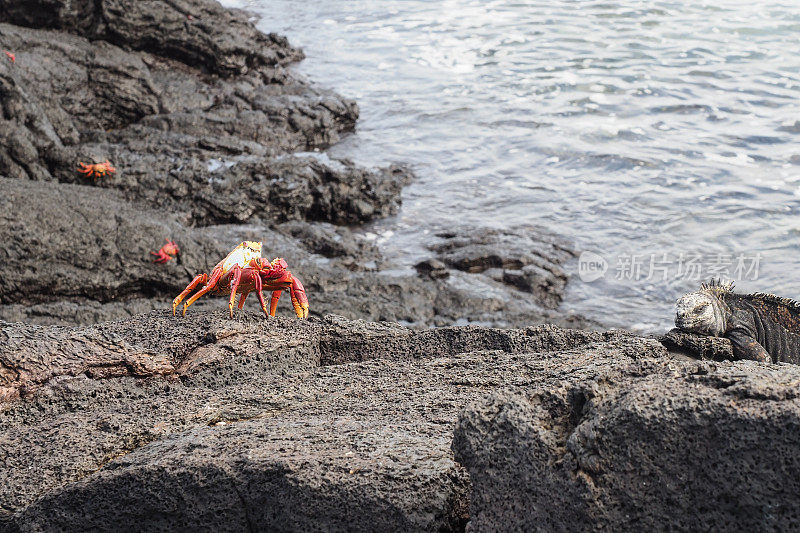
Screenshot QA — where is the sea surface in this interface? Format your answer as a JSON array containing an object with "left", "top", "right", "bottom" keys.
[{"left": 226, "top": 0, "right": 800, "bottom": 331}]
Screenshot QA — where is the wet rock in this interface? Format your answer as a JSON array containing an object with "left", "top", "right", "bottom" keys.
[
  {"left": 429, "top": 226, "right": 574, "bottom": 309},
  {"left": 453, "top": 358, "right": 800, "bottom": 531},
  {"left": 415, "top": 258, "right": 449, "bottom": 280},
  {"left": 53, "top": 152, "right": 409, "bottom": 227},
  {"left": 277, "top": 220, "right": 380, "bottom": 261},
  {"left": 0, "top": 313, "right": 651, "bottom": 530}
]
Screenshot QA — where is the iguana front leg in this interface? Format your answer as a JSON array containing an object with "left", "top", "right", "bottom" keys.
[{"left": 727, "top": 329, "right": 771, "bottom": 363}]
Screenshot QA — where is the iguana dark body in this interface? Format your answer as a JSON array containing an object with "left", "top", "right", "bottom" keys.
[{"left": 675, "top": 280, "right": 800, "bottom": 364}]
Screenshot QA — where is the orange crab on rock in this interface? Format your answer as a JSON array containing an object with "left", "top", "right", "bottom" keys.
[
  {"left": 172, "top": 241, "right": 309, "bottom": 319},
  {"left": 77, "top": 160, "right": 116, "bottom": 180},
  {"left": 151, "top": 239, "right": 179, "bottom": 264}
]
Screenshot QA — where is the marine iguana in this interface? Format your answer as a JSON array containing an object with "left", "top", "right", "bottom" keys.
[{"left": 675, "top": 280, "right": 800, "bottom": 364}]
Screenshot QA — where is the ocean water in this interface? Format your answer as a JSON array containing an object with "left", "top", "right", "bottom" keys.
[{"left": 227, "top": 0, "right": 800, "bottom": 331}]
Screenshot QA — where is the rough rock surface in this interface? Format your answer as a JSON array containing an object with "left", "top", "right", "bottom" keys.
[
  {"left": 658, "top": 327, "right": 734, "bottom": 361},
  {"left": 0, "top": 20, "right": 405, "bottom": 225},
  {"left": 0, "top": 0, "right": 303, "bottom": 77},
  {"left": 1, "top": 2, "right": 797, "bottom": 532},
  {"left": 3, "top": 313, "right": 798, "bottom": 531},
  {"left": 0, "top": 312, "right": 643, "bottom": 530},
  {"left": 428, "top": 226, "right": 574, "bottom": 309},
  {"left": 453, "top": 358, "right": 800, "bottom": 531}
]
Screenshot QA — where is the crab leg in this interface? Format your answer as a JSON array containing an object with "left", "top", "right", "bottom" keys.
[
  {"left": 172, "top": 273, "right": 208, "bottom": 315},
  {"left": 227, "top": 265, "right": 243, "bottom": 318},
  {"left": 269, "top": 290, "right": 281, "bottom": 317},
  {"left": 151, "top": 250, "right": 168, "bottom": 263},
  {"left": 290, "top": 277, "right": 309, "bottom": 319},
  {"left": 237, "top": 292, "right": 249, "bottom": 309},
  {"left": 254, "top": 274, "right": 269, "bottom": 317},
  {"left": 182, "top": 267, "right": 223, "bottom": 316}
]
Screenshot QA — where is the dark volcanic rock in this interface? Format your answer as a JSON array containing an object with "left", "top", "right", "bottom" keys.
[
  {"left": 0, "top": 0, "right": 302, "bottom": 77},
  {"left": 54, "top": 151, "right": 409, "bottom": 226},
  {"left": 0, "top": 23, "right": 160, "bottom": 132},
  {"left": 0, "top": 176, "right": 218, "bottom": 305},
  {"left": 0, "top": 38, "right": 63, "bottom": 181},
  {"left": 17, "top": 419, "right": 468, "bottom": 533},
  {"left": 0, "top": 20, "right": 403, "bottom": 226},
  {"left": 1, "top": 1, "right": 796, "bottom": 531},
  {"left": 0, "top": 312, "right": 651, "bottom": 530},
  {"left": 4, "top": 313, "right": 796, "bottom": 531},
  {"left": 0, "top": 177, "right": 589, "bottom": 329},
  {"left": 658, "top": 327, "right": 734, "bottom": 360},
  {"left": 453, "top": 359, "right": 800, "bottom": 531},
  {"left": 415, "top": 258, "right": 450, "bottom": 280},
  {"left": 429, "top": 225, "right": 574, "bottom": 309},
  {"left": 0, "top": 297, "right": 176, "bottom": 326}
]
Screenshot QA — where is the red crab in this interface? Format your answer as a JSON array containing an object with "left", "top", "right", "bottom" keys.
[
  {"left": 151, "top": 239, "right": 179, "bottom": 264},
  {"left": 172, "top": 241, "right": 309, "bottom": 319},
  {"left": 77, "top": 160, "right": 116, "bottom": 180},
  {"left": 4, "top": 51, "right": 14, "bottom": 64}
]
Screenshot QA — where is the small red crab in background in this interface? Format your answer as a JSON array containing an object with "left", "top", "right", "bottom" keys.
[
  {"left": 77, "top": 160, "right": 116, "bottom": 180},
  {"left": 172, "top": 241, "right": 309, "bottom": 319},
  {"left": 4, "top": 51, "right": 14, "bottom": 64},
  {"left": 151, "top": 239, "right": 179, "bottom": 264}
]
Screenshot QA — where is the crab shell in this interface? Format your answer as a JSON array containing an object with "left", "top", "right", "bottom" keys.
[
  {"left": 219, "top": 241, "right": 262, "bottom": 273},
  {"left": 162, "top": 240, "right": 179, "bottom": 256}
]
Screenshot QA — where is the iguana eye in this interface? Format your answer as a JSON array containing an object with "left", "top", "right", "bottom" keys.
[{"left": 694, "top": 303, "right": 709, "bottom": 312}]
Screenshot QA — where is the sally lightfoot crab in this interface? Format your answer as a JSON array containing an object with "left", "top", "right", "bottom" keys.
[
  {"left": 77, "top": 160, "right": 116, "bottom": 180},
  {"left": 151, "top": 239, "right": 179, "bottom": 264},
  {"left": 172, "top": 241, "right": 309, "bottom": 319}
]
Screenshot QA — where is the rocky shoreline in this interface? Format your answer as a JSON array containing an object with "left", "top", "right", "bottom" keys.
[
  {"left": 0, "top": 0, "right": 586, "bottom": 329},
  {"left": 1, "top": 0, "right": 799, "bottom": 531}
]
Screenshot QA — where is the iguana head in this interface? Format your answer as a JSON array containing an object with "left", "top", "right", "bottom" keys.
[{"left": 674, "top": 280, "right": 732, "bottom": 336}]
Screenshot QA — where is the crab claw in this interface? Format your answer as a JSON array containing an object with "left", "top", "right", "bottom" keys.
[{"left": 289, "top": 276, "right": 309, "bottom": 319}]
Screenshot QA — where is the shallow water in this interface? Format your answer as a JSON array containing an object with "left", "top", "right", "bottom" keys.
[{"left": 228, "top": 0, "right": 800, "bottom": 331}]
